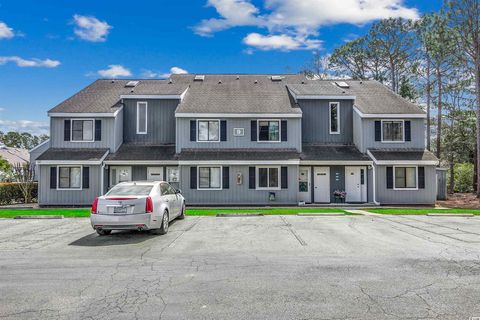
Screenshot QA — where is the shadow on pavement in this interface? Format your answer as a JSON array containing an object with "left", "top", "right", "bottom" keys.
[{"left": 69, "top": 230, "right": 156, "bottom": 246}]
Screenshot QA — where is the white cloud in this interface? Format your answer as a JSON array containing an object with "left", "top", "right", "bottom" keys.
[
  {"left": 0, "top": 21, "right": 14, "bottom": 39},
  {"left": 97, "top": 65, "right": 132, "bottom": 78},
  {"left": 243, "top": 33, "right": 321, "bottom": 51},
  {"left": 0, "top": 120, "right": 49, "bottom": 135},
  {"left": 141, "top": 69, "right": 158, "bottom": 78},
  {"left": 158, "top": 67, "right": 189, "bottom": 79},
  {"left": 195, "top": 0, "right": 419, "bottom": 50},
  {"left": 0, "top": 108, "right": 5, "bottom": 112},
  {"left": 73, "top": 14, "right": 112, "bottom": 42},
  {"left": 0, "top": 56, "right": 61, "bottom": 68}
]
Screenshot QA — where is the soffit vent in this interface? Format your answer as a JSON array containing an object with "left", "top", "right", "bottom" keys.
[
  {"left": 125, "top": 80, "right": 139, "bottom": 88},
  {"left": 194, "top": 75, "right": 205, "bottom": 81}
]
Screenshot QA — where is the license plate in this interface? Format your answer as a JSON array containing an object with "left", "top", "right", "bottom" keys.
[{"left": 113, "top": 206, "right": 128, "bottom": 214}]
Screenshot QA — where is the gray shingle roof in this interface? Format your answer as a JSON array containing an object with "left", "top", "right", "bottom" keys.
[
  {"left": 368, "top": 149, "right": 438, "bottom": 162},
  {"left": 178, "top": 148, "right": 300, "bottom": 161},
  {"left": 37, "top": 148, "right": 109, "bottom": 161},
  {"left": 288, "top": 80, "right": 425, "bottom": 115},
  {"left": 48, "top": 80, "right": 188, "bottom": 114},
  {"left": 301, "top": 145, "right": 371, "bottom": 162},
  {"left": 106, "top": 144, "right": 177, "bottom": 161},
  {"left": 174, "top": 74, "right": 303, "bottom": 114}
]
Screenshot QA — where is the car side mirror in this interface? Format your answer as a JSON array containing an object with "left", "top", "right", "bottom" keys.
[{"left": 176, "top": 189, "right": 182, "bottom": 194}]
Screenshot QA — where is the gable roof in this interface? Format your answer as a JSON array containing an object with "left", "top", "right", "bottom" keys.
[
  {"left": 173, "top": 74, "right": 303, "bottom": 115},
  {"left": 48, "top": 79, "right": 188, "bottom": 114},
  {"left": 0, "top": 145, "right": 29, "bottom": 165}
]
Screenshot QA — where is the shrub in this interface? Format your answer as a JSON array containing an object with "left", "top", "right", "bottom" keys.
[
  {"left": 447, "top": 163, "right": 474, "bottom": 193},
  {"left": 0, "top": 182, "right": 38, "bottom": 205}
]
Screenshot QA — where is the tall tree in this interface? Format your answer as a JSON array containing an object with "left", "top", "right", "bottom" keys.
[
  {"left": 329, "top": 37, "right": 369, "bottom": 80},
  {"left": 302, "top": 51, "right": 332, "bottom": 79},
  {"left": 447, "top": 0, "right": 480, "bottom": 197}
]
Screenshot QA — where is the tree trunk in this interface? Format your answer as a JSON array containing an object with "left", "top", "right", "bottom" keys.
[
  {"left": 474, "top": 145, "right": 478, "bottom": 193},
  {"left": 390, "top": 60, "right": 396, "bottom": 93},
  {"left": 449, "top": 160, "right": 455, "bottom": 194},
  {"left": 436, "top": 68, "right": 443, "bottom": 159},
  {"left": 426, "top": 55, "right": 431, "bottom": 151},
  {"left": 476, "top": 62, "right": 480, "bottom": 197}
]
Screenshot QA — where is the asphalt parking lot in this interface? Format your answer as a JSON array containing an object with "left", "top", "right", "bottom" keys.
[{"left": 0, "top": 214, "right": 480, "bottom": 320}]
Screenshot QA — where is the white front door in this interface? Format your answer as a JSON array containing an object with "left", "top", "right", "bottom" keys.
[
  {"left": 298, "top": 167, "right": 311, "bottom": 203},
  {"left": 314, "top": 167, "right": 330, "bottom": 203},
  {"left": 345, "top": 166, "right": 364, "bottom": 202},
  {"left": 147, "top": 167, "right": 163, "bottom": 181},
  {"left": 110, "top": 166, "right": 132, "bottom": 188}
]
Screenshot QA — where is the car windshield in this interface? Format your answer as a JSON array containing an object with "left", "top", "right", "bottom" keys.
[{"left": 107, "top": 184, "right": 153, "bottom": 196}]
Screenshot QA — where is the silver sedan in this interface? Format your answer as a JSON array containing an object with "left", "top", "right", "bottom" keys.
[{"left": 90, "top": 181, "right": 185, "bottom": 235}]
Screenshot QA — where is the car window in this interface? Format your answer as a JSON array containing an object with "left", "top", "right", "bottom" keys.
[
  {"left": 160, "top": 183, "right": 169, "bottom": 196},
  {"left": 167, "top": 185, "right": 176, "bottom": 195},
  {"left": 107, "top": 184, "right": 153, "bottom": 196}
]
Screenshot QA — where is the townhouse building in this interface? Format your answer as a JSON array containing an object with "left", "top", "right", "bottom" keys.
[{"left": 33, "top": 74, "right": 439, "bottom": 206}]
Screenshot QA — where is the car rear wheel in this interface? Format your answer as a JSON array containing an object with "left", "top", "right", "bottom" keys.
[
  {"left": 178, "top": 203, "right": 186, "bottom": 220},
  {"left": 96, "top": 229, "right": 112, "bottom": 236},
  {"left": 152, "top": 211, "right": 169, "bottom": 235}
]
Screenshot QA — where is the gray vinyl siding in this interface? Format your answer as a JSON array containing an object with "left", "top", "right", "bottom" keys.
[
  {"left": 353, "top": 111, "right": 364, "bottom": 152},
  {"left": 375, "top": 165, "right": 436, "bottom": 205},
  {"left": 297, "top": 99, "right": 353, "bottom": 144},
  {"left": 123, "top": 99, "right": 178, "bottom": 145},
  {"left": 50, "top": 117, "right": 117, "bottom": 152},
  {"left": 176, "top": 118, "right": 302, "bottom": 153},
  {"left": 357, "top": 118, "right": 426, "bottom": 153},
  {"left": 180, "top": 165, "right": 299, "bottom": 205},
  {"left": 38, "top": 164, "right": 102, "bottom": 206},
  {"left": 114, "top": 109, "right": 123, "bottom": 151},
  {"left": 30, "top": 140, "right": 50, "bottom": 180}
]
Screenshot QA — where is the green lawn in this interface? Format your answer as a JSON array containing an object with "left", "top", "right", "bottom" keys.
[
  {"left": 366, "top": 208, "right": 480, "bottom": 215},
  {"left": 0, "top": 207, "right": 346, "bottom": 218}
]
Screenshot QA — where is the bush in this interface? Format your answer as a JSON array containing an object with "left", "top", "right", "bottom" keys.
[
  {"left": 0, "top": 182, "right": 38, "bottom": 205},
  {"left": 447, "top": 163, "right": 474, "bottom": 193}
]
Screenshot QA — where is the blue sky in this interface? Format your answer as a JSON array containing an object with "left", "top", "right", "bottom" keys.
[{"left": 0, "top": 0, "right": 441, "bottom": 135}]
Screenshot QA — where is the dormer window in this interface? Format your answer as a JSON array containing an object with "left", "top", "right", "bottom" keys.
[
  {"left": 382, "top": 120, "right": 404, "bottom": 142},
  {"left": 71, "top": 119, "right": 94, "bottom": 142},
  {"left": 197, "top": 120, "right": 220, "bottom": 142},
  {"left": 258, "top": 120, "right": 280, "bottom": 142}
]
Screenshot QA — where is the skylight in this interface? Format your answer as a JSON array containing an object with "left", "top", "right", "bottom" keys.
[
  {"left": 271, "top": 75, "right": 284, "bottom": 81},
  {"left": 194, "top": 75, "right": 205, "bottom": 81},
  {"left": 335, "top": 81, "right": 350, "bottom": 88},
  {"left": 125, "top": 81, "right": 139, "bottom": 88}
]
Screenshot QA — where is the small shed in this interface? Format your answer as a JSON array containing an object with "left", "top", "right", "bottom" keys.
[{"left": 436, "top": 168, "right": 448, "bottom": 200}]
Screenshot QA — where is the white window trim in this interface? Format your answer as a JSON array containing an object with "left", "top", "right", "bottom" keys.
[
  {"left": 136, "top": 102, "right": 148, "bottom": 135},
  {"left": 329, "top": 102, "right": 340, "bottom": 135},
  {"left": 56, "top": 165, "right": 83, "bottom": 191},
  {"left": 257, "top": 119, "right": 281, "bottom": 143},
  {"left": 381, "top": 120, "right": 405, "bottom": 143},
  {"left": 393, "top": 165, "right": 418, "bottom": 191},
  {"left": 197, "top": 166, "right": 223, "bottom": 190},
  {"left": 70, "top": 119, "right": 95, "bottom": 143},
  {"left": 256, "top": 166, "right": 281, "bottom": 190},
  {"left": 196, "top": 119, "right": 221, "bottom": 143}
]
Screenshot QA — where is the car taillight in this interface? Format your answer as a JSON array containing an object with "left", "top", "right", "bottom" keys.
[
  {"left": 145, "top": 196, "right": 153, "bottom": 213},
  {"left": 91, "top": 197, "right": 99, "bottom": 214}
]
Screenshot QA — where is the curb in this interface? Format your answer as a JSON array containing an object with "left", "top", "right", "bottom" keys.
[
  {"left": 216, "top": 213, "right": 264, "bottom": 217},
  {"left": 427, "top": 213, "right": 474, "bottom": 217},
  {"left": 14, "top": 215, "right": 64, "bottom": 220},
  {"left": 296, "top": 213, "right": 345, "bottom": 217}
]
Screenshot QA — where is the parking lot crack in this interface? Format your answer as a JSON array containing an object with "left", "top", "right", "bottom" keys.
[{"left": 279, "top": 216, "right": 307, "bottom": 246}]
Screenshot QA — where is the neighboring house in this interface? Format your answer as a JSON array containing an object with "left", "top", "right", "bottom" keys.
[
  {"left": 34, "top": 74, "right": 438, "bottom": 206},
  {"left": 29, "top": 139, "right": 50, "bottom": 180},
  {"left": 0, "top": 143, "right": 29, "bottom": 166}
]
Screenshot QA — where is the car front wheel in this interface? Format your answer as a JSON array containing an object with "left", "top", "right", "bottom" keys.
[{"left": 178, "top": 203, "right": 186, "bottom": 220}]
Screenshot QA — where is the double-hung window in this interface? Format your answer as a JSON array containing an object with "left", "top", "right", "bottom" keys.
[
  {"left": 258, "top": 120, "right": 280, "bottom": 142},
  {"left": 71, "top": 120, "right": 94, "bottom": 142},
  {"left": 329, "top": 102, "right": 340, "bottom": 134},
  {"left": 394, "top": 167, "right": 417, "bottom": 189},
  {"left": 382, "top": 120, "right": 404, "bottom": 142},
  {"left": 257, "top": 167, "right": 280, "bottom": 189},
  {"left": 137, "top": 102, "right": 148, "bottom": 134},
  {"left": 198, "top": 120, "right": 220, "bottom": 142},
  {"left": 58, "top": 166, "right": 82, "bottom": 189},
  {"left": 198, "top": 167, "right": 222, "bottom": 189}
]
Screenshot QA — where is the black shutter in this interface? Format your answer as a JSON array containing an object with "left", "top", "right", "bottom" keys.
[
  {"left": 190, "top": 167, "right": 197, "bottom": 189},
  {"left": 64, "top": 120, "right": 71, "bottom": 141},
  {"left": 222, "top": 166, "right": 229, "bottom": 189},
  {"left": 281, "top": 167, "right": 288, "bottom": 189},
  {"left": 82, "top": 167, "right": 90, "bottom": 189},
  {"left": 50, "top": 167, "right": 57, "bottom": 189},
  {"left": 249, "top": 167, "right": 256, "bottom": 189},
  {"left": 418, "top": 167, "right": 425, "bottom": 189},
  {"left": 386, "top": 166, "right": 393, "bottom": 189},
  {"left": 95, "top": 120, "right": 102, "bottom": 141},
  {"left": 251, "top": 120, "right": 257, "bottom": 141},
  {"left": 190, "top": 120, "right": 196, "bottom": 141},
  {"left": 220, "top": 120, "right": 227, "bottom": 141},
  {"left": 375, "top": 121, "right": 381, "bottom": 141},
  {"left": 281, "top": 120, "right": 288, "bottom": 141},
  {"left": 405, "top": 121, "right": 411, "bottom": 141}
]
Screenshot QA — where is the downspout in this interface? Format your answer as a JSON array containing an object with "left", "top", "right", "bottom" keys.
[
  {"left": 372, "top": 164, "right": 380, "bottom": 205},
  {"left": 101, "top": 163, "right": 105, "bottom": 195}
]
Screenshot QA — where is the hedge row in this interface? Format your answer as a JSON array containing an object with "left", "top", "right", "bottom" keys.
[{"left": 0, "top": 183, "right": 38, "bottom": 205}]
